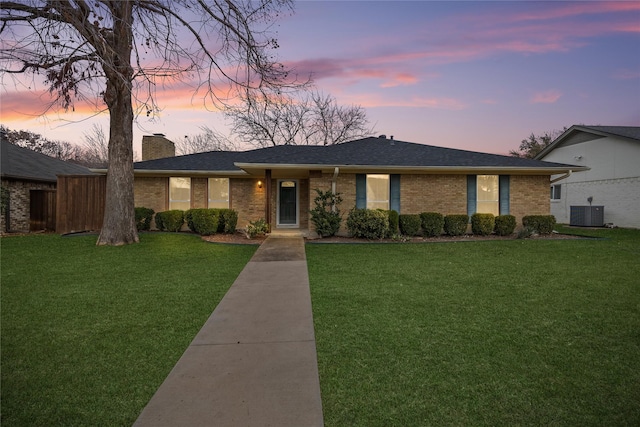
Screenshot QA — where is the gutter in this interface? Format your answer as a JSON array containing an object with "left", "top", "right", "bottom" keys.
[
  {"left": 331, "top": 167, "right": 339, "bottom": 212},
  {"left": 550, "top": 170, "right": 572, "bottom": 184}
]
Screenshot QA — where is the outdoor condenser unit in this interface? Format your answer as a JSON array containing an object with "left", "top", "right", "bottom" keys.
[{"left": 570, "top": 206, "right": 604, "bottom": 227}]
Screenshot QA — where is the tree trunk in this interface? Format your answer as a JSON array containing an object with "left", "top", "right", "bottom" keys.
[
  {"left": 96, "top": 85, "right": 138, "bottom": 246},
  {"left": 96, "top": 2, "right": 139, "bottom": 246}
]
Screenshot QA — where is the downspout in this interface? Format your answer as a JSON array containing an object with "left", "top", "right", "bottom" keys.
[
  {"left": 550, "top": 170, "right": 572, "bottom": 184},
  {"left": 331, "top": 167, "right": 339, "bottom": 212}
]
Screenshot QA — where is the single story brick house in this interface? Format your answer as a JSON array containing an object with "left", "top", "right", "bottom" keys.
[{"left": 133, "top": 134, "right": 585, "bottom": 236}]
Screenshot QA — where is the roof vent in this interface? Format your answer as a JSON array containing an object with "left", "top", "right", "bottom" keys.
[{"left": 378, "top": 134, "right": 387, "bottom": 139}]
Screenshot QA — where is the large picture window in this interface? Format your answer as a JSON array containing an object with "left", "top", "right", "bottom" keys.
[
  {"left": 366, "top": 174, "right": 389, "bottom": 210},
  {"left": 208, "top": 178, "right": 229, "bottom": 208},
  {"left": 476, "top": 175, "right": 499, "bottom": 216},
  {"left": 169, "top": 177, "right": 191, "bottom": 210}
]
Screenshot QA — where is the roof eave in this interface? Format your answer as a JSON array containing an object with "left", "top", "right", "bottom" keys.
[
  {"left": 132, "top": 169, "right": 249, "bottom": 177},
  {"left": 234, "top": 162, "right": 587, "bottom": 175}
]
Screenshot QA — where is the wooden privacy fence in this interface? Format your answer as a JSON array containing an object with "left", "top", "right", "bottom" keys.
[
  {"left": 30, "top": 189, "right": 57, "bottom": 232},
  {"left": 56, "top": 175, "right": 106, "bottom": 235}
]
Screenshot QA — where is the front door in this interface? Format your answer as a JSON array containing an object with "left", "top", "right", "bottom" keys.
[{"left": 278, "top": 180, "right": 298, "bottom": 227}]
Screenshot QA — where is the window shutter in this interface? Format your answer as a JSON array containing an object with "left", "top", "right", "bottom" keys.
[
  {"left": 390, "top": 174, "right": 401, "bottom": 213},
  {"left": 467, "top": 175, "right": 477, "bottom": 217},
  {"left": 499, "top": 175, "right": 510, "bottom": 215},
  {"left": 356, "top": 174, "right": 366, "bottom": 209}
]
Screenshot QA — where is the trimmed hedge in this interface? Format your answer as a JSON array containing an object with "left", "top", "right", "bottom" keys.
[
  {"left": 155, "top": 210, "right": 185, "bottom": 232},
  {"left": 219, "top": 209, "right": 238, "bottom": 234},
  {"left": 522, "top": 215, "right": 556, "bottom": 235},
  {"left": 399, "top": 214, "right": 421, "bottom": 236},
  {"left": 347, "top": 208, "right": 389, "bottom": 239},
  {"left": 444, "top": 214, "right": 469, "bottom": 236},
  {"left": 420, "top": 212, "right": 444, "bottom": 237},
  {"left": 471, "top": 213, "right": 495, "bottom": 236},
  {"left": 494, "top": 215, "right": 516, "bottom": 236},
  {"left": 387, "top": 210, "right": 399, "bottom": 236},
  {"left": 185, "top": 209, "right": 219, "bottom": 236},
  {"left": 134, "top": 207, "right": 154, "bottom": 231}
]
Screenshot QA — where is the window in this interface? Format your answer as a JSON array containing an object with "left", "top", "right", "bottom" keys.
[
  {"left": 366, "top": 174, "right": 389, "bottom": 210},
  {"left": 208, "top": 178, "right": 229, "bottom": 208},
  {"left": 169, "top": 177, "right": 191, "bottom": 210},
  {"left": 550, "top": 184, "right": 561, "bottom": 200},
  {"left": 476, "top": 175, "right": 499, "bottom": 216}
]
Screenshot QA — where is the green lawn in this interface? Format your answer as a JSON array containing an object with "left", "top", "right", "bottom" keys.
[
  {"left": 306, "top": 227, "right": 640, "bottom": 426},
  {"left": 1, "top": 233, "right": 256, "bottom": 426}
]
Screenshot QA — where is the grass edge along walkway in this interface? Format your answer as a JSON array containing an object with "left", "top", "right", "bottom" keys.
[
  {"left": 1, "top": 233, "right": 257, "bottom": 427},
  {"left": 307, "top": 227, "right": 640, "bottom": 426}
]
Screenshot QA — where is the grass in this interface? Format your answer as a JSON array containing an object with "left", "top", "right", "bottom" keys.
[
  {"left": 1, "top": 233, "right": 256, "bottom": 426},
  {"left": 306, "top": 227, "right": 640, "bottom": 426}
]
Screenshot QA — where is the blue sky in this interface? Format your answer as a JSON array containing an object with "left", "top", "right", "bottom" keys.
[{"left": 1, "top": 0, "right": 639, "bottom": 155}]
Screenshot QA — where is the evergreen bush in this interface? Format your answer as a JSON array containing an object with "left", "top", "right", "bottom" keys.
[
  {"left": 134, "top": 207, "right": 154, "bottom": 231},
  {"left": 494, "top": 215, "right": 516, "bottom": 236},
  {"left": 155, "top": 210, "right": 185, "bottom": 232},
  {"left": 309, "top": 189, "right": 343, "bottom": 237},
  {"left": 420, "top": 212, "right": 444, "bottom": 237},
  {"left": 471, "top": 213, "right": 495, "bottom": 236},
  {"left": 387, "top": 210, "right": 399, "bottom": 236},
  {"left": 346, "top": 208, "right": 389, "bottom": 239},
  {"left": 444, "top": 214, "right": 469, "bottom": 236},
  {"left": 219, "top": 209, "right": 238, "bottom": 234},
  {"left": 399, "top": 214, "right": 421, "bottom": 236},
  {"left": 522, "top": 215, "right": 556, "bottom": 235}
]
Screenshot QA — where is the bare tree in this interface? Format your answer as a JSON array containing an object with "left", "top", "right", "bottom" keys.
[
  {"left": 176, "top": 125, "right": 235, "bottom": 155},
  {"left": 1, "top": 124, "right": 82, "bottom": 160},
  {"left": 1, "top": 0, "right": 300, "bottom": 245},
  {"left": 80, "top": 123, "right": 109, "bottom": 167},
  {"left": 228, "top": 89, "right": 375, "bottom": 147}
]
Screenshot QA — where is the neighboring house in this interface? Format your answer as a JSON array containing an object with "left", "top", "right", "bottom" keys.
[
  {"left": 536, "top": 125, "right": 640, "bottom": 229},
  {"left": 133, "top": 134, "right": 583, "bottom": 236},
  {"left": 1, "top": 136, "right": 94, "bottom": 233}
]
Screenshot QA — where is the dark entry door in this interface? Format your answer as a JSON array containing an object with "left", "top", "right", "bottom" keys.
[{"left": 278, "top": 181, "right": 297, "bottom": 225}]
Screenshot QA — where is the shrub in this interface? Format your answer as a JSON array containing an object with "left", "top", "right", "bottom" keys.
[
  {"left": 471, "top": 213, "right": 495, "bottom": 236},
  {"left": 399, "top": 214, "right": 421, "bottom": 236},
  {"left": 246, "top": 218, "right": 269, "bottom": 238},
  {"left": 134, "top": 207, "right": 154, "bottom": 231},
  {"left": 494, "top": 215, "right": 516, "bottom": 236},
  {"left": 522, "top": 215, "right": 556, "bottom": 235},
  {"left": 346, "top": 208, "right": 389, "bottom": 240},
  {"left": 186, "top": 209, "right": 219, "bottom": 236},
  {"left": 218, "top": 209, "right": 238, "bottom": 234},
  {"left": 517, "top": 226, "right": 535, "bottom": 239},
  {"left": 310, "top": 189, "right": 343, "bottom": 237},
  {"left": 387, "top": 210, "right": 400, "bottom": 236},
  {"left": 155, "top": 210, "right": 185, "bottom": 232},
  {"left": 420, "top": 212, "right": 444, "bottom": 237},
  {"left": 444, "top": 214, "right": 469, "bottom": 236}
]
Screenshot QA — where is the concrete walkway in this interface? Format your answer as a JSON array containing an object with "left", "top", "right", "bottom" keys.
[{"left": 134, "top": 236, "right": 324, "bottom": 427}]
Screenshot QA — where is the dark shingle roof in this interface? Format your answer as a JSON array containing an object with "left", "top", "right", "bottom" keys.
[
  {"left": 1, "top": 139, "right": 94, "bottom": 182},
  {"left": 579, "top": 126, "right": 640, "bottom": 141},
  {"left": 134, "top": 137, "right": 580, "bottom": 173}
]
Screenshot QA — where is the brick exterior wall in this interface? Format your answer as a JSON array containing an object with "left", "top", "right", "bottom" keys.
[
  {"left": 510, "top": 175, "right": 551, "bottom": 222},
  {"left": 399, "top": 174, "right": 468, "bottom": 215},
  {"left": 232, "top": 178, "right": 265, "bottom": 228},
  {"left": 1, "top": 179, "right": 56, "bottom": 233},
  {"left": 141, "top": 135, "right": 175, "bottom": 160},
  {"left": 132, "top": 172, "right": 551, "bottom": 233}
]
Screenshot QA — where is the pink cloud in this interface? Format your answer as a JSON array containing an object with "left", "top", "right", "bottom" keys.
[
  {"left": 613, "top": 69, "right": 640, "bottom": 80},
  {"left": 531, "top": 90, "right": 562, "bottom": 104}
]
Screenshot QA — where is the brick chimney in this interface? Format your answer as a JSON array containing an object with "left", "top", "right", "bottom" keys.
[{"left": 142, "top": 134, "right": 175, "bottom": 161}]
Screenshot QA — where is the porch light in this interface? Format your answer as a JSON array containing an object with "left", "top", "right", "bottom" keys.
[{"left": 257, "top": 180, "right": 263, "bottom": 188}]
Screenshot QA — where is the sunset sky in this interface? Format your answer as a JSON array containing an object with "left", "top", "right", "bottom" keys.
[{"left": 1, "top": 0, "right": 639, "bottom": 156}]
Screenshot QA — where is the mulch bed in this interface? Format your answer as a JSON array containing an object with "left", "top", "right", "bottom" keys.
[{"left": 202, "top": 231, "right": 584, "bottom": 245}]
